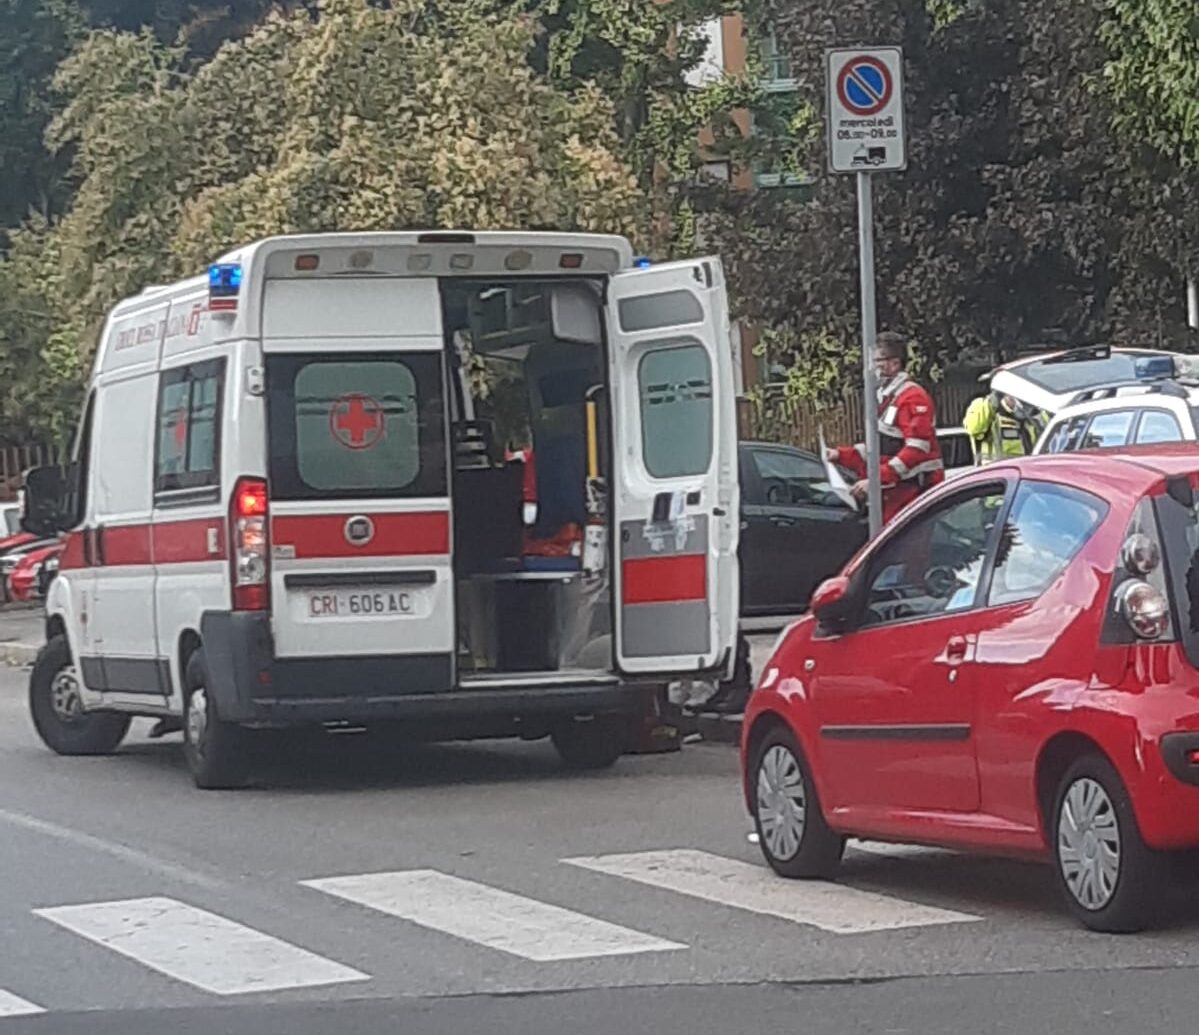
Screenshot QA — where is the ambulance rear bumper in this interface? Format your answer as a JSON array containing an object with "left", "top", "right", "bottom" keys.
[{"left": 200, "top": 611, "right": 654, "bottom": 728}]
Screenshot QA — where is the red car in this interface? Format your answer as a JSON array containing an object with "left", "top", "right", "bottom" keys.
[
  {"left": 7, "top": 542, "right": 63, "bottom": 602},
  {"left": 743, "top": 446, "right": 1199, "bottom": 933},
  {"left": 0, "top": 503, "right": 35, "bottom": 556}
]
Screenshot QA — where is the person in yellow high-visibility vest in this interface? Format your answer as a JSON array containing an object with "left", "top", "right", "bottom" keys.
[{"left": 963, "top": 392, "right": 1046, "bottom": 464}]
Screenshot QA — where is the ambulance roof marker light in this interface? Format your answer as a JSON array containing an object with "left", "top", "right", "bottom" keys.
[{"left": 208, "top": 262, "right": 242, "bottom": 313}]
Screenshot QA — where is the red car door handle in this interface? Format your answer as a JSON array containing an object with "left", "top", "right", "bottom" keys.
[{"left": 944, "top": 636, "right": 969, "bottom": 662}]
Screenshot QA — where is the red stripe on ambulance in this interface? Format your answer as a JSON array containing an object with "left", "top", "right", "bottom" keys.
[
  {"left": 97, "top": 525, "right": 152, "bottom": 566},
  {"left": 59, "top": 519, "right": 226, "bottom": 568},
  {"left": 271, "top": 512, "right": 450, "bottom": 559},
  {"left": 621, "top": 555, "right": 707, "bottom": 605},
  {"left": 152, "top": 519, "right": 226, "bottom": 564}
]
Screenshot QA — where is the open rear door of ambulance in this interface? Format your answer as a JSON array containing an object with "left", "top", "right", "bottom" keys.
[
  {"left": 261, "top": 276, "right": 455, "bottom": 695},
  {"left": 607, "top": 258, "right": 739, "bottom": 678}
]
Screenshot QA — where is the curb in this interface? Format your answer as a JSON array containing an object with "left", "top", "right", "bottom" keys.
[{"left": 1, "top": 641, "right": 38, "bottom": 667}]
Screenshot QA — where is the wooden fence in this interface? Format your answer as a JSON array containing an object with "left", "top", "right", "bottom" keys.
[
  {"left": 746, "top": 380, "right": 980, "bottom": 451},
  {"left": 0, "top": 444, "right": 60, "bottom": 500}
]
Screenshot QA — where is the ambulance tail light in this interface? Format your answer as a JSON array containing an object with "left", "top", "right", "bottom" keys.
[{"left": 231, "top": 477, "right": 269, "bottom": 611}]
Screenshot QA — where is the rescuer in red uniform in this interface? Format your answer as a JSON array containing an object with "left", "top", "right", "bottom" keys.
[{"left": 827, "top": 332, "right": 944, "bottom": 525}]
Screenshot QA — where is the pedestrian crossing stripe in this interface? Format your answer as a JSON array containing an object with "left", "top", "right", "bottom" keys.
[
  {"left": 0, "top": 989, "right": 44, "bottom": 1018},
  {"left": 301, "top": 870, "right": 684, "bottom": 961},
  {"left": 24, "top": 851, "right": 988, "bottom": 1010},
  {"left": 34, "top": 897, "right": 369, "bottom": 996},
  {"left": 564, "top": 849, "right": 980, "bottom": 934}
]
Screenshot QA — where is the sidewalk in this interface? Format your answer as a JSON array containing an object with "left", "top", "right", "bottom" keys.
[{"left": 0, "top": 606, "right": 42, "bottom": 667}]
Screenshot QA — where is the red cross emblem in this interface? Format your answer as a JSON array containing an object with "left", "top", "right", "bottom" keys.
[{"left": 329, "top": 393, "right": 385, "bottom": 450}]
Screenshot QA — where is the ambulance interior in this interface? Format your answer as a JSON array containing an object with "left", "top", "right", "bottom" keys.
[{"left": 442, "top": 280, "right": 613, "bottom": 680}]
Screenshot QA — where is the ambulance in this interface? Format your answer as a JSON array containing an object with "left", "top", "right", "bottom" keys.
[{"left": 21, "top": 232, "right": 741, "bottom": 788}]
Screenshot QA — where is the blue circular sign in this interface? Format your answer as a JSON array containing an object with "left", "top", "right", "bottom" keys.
[{"left": 837, "top": 56, "right": 893, "bottom": 117}]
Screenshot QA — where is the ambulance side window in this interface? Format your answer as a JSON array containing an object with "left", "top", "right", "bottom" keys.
[
  {"left": 638, "top": 341, "right": 713, "bottom": 479},
  {"left": 154, "top": 359, "right": 225, "bottom": 502},
  {"left": 619, "top": 290, "right": 704, "bottom": 332}
]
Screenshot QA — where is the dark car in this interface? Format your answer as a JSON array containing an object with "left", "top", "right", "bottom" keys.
[{"left": 739, "top": 441, "right": 867, "bottom": 616}]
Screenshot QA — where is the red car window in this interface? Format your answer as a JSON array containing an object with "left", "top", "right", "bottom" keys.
[
  {"left": 987, "top": 481, "right": 1106, "bottom": 606},
  {"left": 860, "top": 484, "right": 1007, "bottom": 627}
]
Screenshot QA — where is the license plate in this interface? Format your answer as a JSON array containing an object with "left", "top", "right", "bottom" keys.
[{"left": 304, "top": 589, "right": 422, "bottom": 619}]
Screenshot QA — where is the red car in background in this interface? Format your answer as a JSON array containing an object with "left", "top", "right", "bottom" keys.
[
  {"left": 2, "top": 537, "right": 60, "bottom": 602},
  {"left": 743, "top": 447, "right": 1199, "bottom": 933},
  {"left": 4, "top": 541, "right": 62, "bottom": 603},
  {"left": 0, "top": 503, "right": 35, "bottom": 556}
]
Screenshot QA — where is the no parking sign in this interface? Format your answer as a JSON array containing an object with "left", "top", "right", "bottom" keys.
[
  {"left": 825, "top": 45, "right": 908, "bottom": 538},
  {"left": 827, "top": 47, "right": 906, "bottom": 174}
]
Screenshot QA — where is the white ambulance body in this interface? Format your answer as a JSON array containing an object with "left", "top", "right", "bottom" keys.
[{"left": 25, "top": 231, "right": 740, "bottom": 787}]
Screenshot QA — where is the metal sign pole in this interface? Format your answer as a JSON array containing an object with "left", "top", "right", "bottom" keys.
[
  {"left": 857, "top": 170, "right": 882, "bottom": 539},
  {"left": 827, "top": 45, "right": 905, "bottom": 538}
]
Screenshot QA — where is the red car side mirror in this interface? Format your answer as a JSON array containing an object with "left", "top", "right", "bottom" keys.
[{"left": 811, "top": 576, "right": 851, "bottom": 623}]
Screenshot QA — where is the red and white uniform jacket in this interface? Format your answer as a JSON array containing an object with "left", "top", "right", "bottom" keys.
[{"left": 835, "top": 372, "right": 944, "bottom": 523}]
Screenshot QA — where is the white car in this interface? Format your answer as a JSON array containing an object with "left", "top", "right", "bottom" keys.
[
  {"left": 937, "top": 426, "right": 975, "bottom": 478},
  {"left": 1034, "top": 381, "right": 1199, "bottom": 455},
  {"left": 987, "top": 345, "right": 1186, "bottom": 417}
]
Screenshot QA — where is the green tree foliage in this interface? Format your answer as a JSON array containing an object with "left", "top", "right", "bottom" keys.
[
  {"left": 0, "top": 2, "right": 291, "bottom": 238},
  {"left": 710, "top": 0, "right": 1199, "bottom": 428},
  {"left": 420, "top": 0, "right": 758, "bottom": 252},
  {"left": 1102, "top": 0, "right": 1199, "bottom": 168},
  {"left": 0, "top": 0, "right": 651, "bottom": 439},
  {"left": 79, "top": 1, "right": 301, "bottom": 55},
  {"left": 0, "top": 0, "right": 85, "bottom": 229}
]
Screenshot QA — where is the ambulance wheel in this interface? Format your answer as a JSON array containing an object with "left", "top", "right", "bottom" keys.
[
  {"left": 30, "top": 635, "right": 130, "bottom": 756},
  {"left": 184, "top": 650, "right": 251, "bottom": 790},
  {"left": 552, "top": 716, "right": 626, "bottom": 770}
]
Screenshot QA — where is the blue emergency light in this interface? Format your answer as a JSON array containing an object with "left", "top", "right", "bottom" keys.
[
  {"left": 208, "top": 263, "right": 242, "bottom": 311},
  {"left": 634, "top": 257, "right": 652, "bottom": 269},
  {"left": 1134, "top": 355, "right": 1175, "bottom": 381}
]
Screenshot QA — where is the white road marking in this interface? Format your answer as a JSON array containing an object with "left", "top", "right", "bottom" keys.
[
  {"left": 0, "top": 806, "right": 226, "bottom": 891},
  {"left": 302, "top": 870, "right": 684, "bottom": 961},
  {"left": 35, "top": 897, "right": 368, "bottom": 995},
  {"left": 565, "top": 849, "right": 980, "bottom": 935},
  {"left": 0, "top": 990, "right": 44, "bottom": 1018}
]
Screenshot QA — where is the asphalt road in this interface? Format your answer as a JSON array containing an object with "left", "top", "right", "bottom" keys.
[{"left": 4, "top": 661, "right": 1199, "bottom": 1033}]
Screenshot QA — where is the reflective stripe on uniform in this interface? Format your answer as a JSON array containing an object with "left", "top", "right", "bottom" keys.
[
  {"left": 890, "top": 456, "right": 943, "bottom": 481},
  {"left": 904, "top": 438, "right": 931, "bottom": 451},
  {"left": 907, "top": 458, "right": 944, "bottom": 477}
]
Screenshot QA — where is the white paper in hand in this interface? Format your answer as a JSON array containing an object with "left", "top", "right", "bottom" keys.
[{"left": 819, "top": 429, "right": 859, "bottom": 512}]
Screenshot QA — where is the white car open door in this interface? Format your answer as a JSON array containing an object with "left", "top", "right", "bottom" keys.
[{"left": 607, "top": 257, "right": 739, "bottom": 677}]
